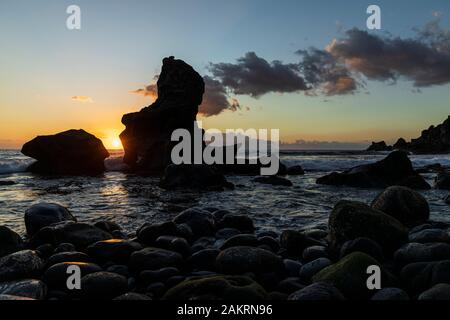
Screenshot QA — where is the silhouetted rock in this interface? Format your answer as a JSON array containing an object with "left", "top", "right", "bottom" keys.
[
  {"left": 316, "top": 151, "right": 430, "bottom": 189},
  {"left": 366, "top": 141, "right": 392, "bottom": 152},
  {"left": 25, "top": 203, "right": 76, "bottom": 237},
  {"left": 393, "top": 138, "right": 408, "bottom": 150},
  {"left": 409, "top": 116, "right": 450, "bottom": 153},
  {"left": 0, "top": 250, "right": 44, "bottom": 282},
  {"left": 160, "top": 164, "right": 233, "bottom": 190},
  {"left": 435, "top": 172, "right": 450, "bottom": 190},
  {"left": 286, "top": 165, "right": 305, "bottom": 175},
  {"left": 371, "top": 186, "right": 430, "bottom": 227},
  {"left": 0, "top": 226, "right": 23, "bottom": 258},
  {"left": 446, "top": 194, "right": 450, "bottom": 205},
  {"left": 120, "top": 56, "right": 204, "bottom": 173},
  {"left": 253, "top": 176, "right": 293, "bottom": 186},
  {"left": 21, "top": 129, "right": 109, "bottom": 175}
]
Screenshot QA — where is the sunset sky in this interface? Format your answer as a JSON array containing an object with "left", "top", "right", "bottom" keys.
[{"left": 1, "top": 0, "right": 450, "bottom": 149}]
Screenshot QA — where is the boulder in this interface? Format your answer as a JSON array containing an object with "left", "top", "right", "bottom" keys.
[
  {"left": 435, "top": 172, "right": 450, "bottom": 190},
  {"left": 339, "top": 238, "right": 384, "bottom": 262},
  {"left": 409, "top": 228, "right": 450, "bottom": 243},
  {"left": 286, "top": 165, "right": 305, "bottom": 175},
  {"left": 43, "top": 262, "right": 102, "bottom": 289},
  {"left": 394, "top": 242, "right": 450, "bottom": 264},
  {"left": 371, "top": 186, "right": 430, "bottom": 227},
  {"left": 87, "top": 239, "right": 142, "bottom": 264},
  {"left": 220, "top": 234, "right": 259, "bottom": 250},
  {"left": 299, "top": 258, "right": 332, "bottom": 283},
  {"left": 280, "top": 230, "right": 323, "bottom": 257},
  {"left": 328, "top": 201, "right": 408, "bottom": 254},
  {"left": 302, "top": 246, "right": 329, "bottom": 262},
  {"left": 215, "top": 246, "right": 284, "bottom": 275},
  {"left": 0, "top": 250, "right": 44, "bottom": 282},
  {"left": 80, "top": 272, "right": 128, "bottom": 300},
  {"left": 288, "top": 282, "right": 345, "bottom": 301},
  {"left": 47, "top": 252, "right": 92, "bottom": 266},
  {"left": 21, "top": 129, "right": 109, "bottom": 175},
  {"left": 216, "top": 214, "right": 254, "bottom": 233},
  {"left": 30, "top": 222, "right": 112, "bottom": 250},
  {"left": 0, "top": 226, "right": 23, "bottom": 258},
  {"left": 173, "top": 208, "right": 215, "bottom": 238},
  {"left": 187, "top": 249, "right": 220, "bottom": 271},
  {"left": 0, "top": 279, "right": 47, "bottom": 300},
  {"left": 253, "top": 176, "right": 293, "bottom": 186},
  {"left": 366, "top": 141, "right": 392, "bottom": 152},
  {"left": 129, "top": 247, "right": 183, "bottom": 272},
  {"left": 418, "top": 284, "right": 450, "bottom": 300},
  {"left": 312, "top": 252, "right": 396, "bottom": 300},
  {"left": 163, "top": 275, "right": 268, "bottom": 300},
  {"left": 317, "top": 151, "right": 430, "bottom": 189},
  {"left": 120, "top": 56, "right": 204, "bottom": 174},
  {"left": 371, "top": 288, "right": 409, "bottom": 300},
  {"left": 137, "top": 221, "right": 179, "bottom": 245},
  {"left": 160, "top": 164, "right": 232, "bottom": 190},
  {"left": 25, "top": 203, "right": 76, "bottom": 237}
]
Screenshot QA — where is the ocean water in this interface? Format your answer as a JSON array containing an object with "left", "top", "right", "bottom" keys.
[{"left": 1, "top": 149, "right": 449, "bottom": 236}]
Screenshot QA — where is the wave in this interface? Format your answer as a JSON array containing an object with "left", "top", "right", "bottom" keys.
[
  {"left": 105, "top": 156, "right": 129, "bottom": 172},
  {"left": 0, "top": 159, "right": 34, "bottom": 174}
]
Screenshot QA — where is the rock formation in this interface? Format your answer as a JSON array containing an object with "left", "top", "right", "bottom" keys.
[
  {"left": 316, "top": 151, "right": 431, "bottom": 189},
  {"left": 366, "top": 141, "right": 392, "bottom": 152},
  {"left": 21, "top": 129, "right": 109, "bottom": 175},
  {"left": 119, "top": 56, "right": 205, "bottom": 173}
]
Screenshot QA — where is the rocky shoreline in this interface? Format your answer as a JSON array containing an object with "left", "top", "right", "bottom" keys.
[{"left": 1, "top": 182, "right": 450, "bottom": 301}]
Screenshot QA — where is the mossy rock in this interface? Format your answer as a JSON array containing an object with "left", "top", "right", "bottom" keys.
[
  {"left": 163, "top": 275, "right": 268, "bottom": 300},
  {"left": 312, "top": 252, "right": 396, "bottom": 300}
]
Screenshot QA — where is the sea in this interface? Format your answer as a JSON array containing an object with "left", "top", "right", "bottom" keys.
[{"left": 1, "top": 149, "right": 449, "bottom": 236}]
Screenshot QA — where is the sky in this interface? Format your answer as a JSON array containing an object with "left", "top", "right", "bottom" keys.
[{"left": 0, "top": 0, "right": 449, "bottom": 149}]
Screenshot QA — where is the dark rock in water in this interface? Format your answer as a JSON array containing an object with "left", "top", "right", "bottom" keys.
[
  {"left": 187, "top": 249, "right": 220, "bottom": 271},
  {"left": 366, "top": 141, "right": 392, "bottom": 152},
  {"left": 446, "top": 194, "right": 450, "bottom": 205},
  {"left": 0, "top": 180, "right": 15, "bottom": 186},
  {"left": 299, "top": 258, "right": 332, "bottom": 283},
  {"left": 253, "top": 176, "right": 293, "bottom": 186},
  {"left": 154, "top": 236, "right": 190, "bottom": 257},
  {"left": 393, "top": 138, "right": 409, "bottom": 150},
  {"left": 302, "top": 246, "right": 329, "bottom": 262},
  {"left": 0, "top": 250, "right": 44, "bottom": 282},
  {"left": 216, "top": 214, "right": 254, "bottom": 233},
  {"left": 286, "top": 165, "right": 305, "bottom": 175},
  {"left": 435, "top": 172, "right": 450, "bottom": 190},
  {"left": 87, "top": 239, "right": 142, "bottom": 264},
  {"left": 371, "top": 186, "right": 430, "bottom": 228},
  {"left": 43, "top": 262, "right": 102, "bottom": 289},
  {"left": 409, "top": 228, "right": 450, "bottom": 243},
  {"left": 418, "top": 284, "right": 450, "bottom": 300},
  {"left": 163, "top": 275, "right": 268, "bottom": 300},
  {"left": 288, "top": 282, "right": 345, "bottom": 301},
  {"left": 25, "top": 203, "right": 76, "bottom": 237},
  {"left": 394, "top": 242, "right": 450, "bottom": 264},
  {"left": 173, "top": 208, "right": 215, "bottom": 238},
  {"left": 406, "top": 116, "right": 450, "bottom": 154},
  {"left": 0, "top": 226, "right": 23, "bottom": 258},
  {"left": 113, "top": 292, "right": 152, "bottom": 300},
  {"left": 129, "top": 247, "right": 183, "bottom": 272},
  {"left": 160, "top": 164, "right": 233, "bottom": 190},
  {"left": 80, "top": 272, "right": 128, "bottom": 300},
  {"left": 0, "top": 279, "right": 47, "bottom": 300},
  {"left": 137, "top": 221, "right": 179, "bottom": 245},
  {"left": 120, "top": 56, "right": 204, "bottom": 173},
  {"left": 30, "top": 222, "right": 112, "bottom": 250},
  {"left": 339, "top": 238, "right": 384, "bottom": 262},
  {"left": 220, "top": 234, "right": 259, "bottom": 250},
  {"left": 316, "top": 151, "right": 430, "bottom": 189},
  {"left": 328, "top": 201, "right": 408, "bottom": 254},
  {"left": 215, "top": 246, "right": 284, "bottom": 275},
  {"left": 47, "top": 251, "right": 92, "bottom": 266},
  {"left": 280, "top": 230, "right": 323, "bottom": 257},
  {"left": 21, "top": 129, "right": 109, "bottom": 175},
  {"left": 371, "top": 288, "right": 409, "bottom": 300},
  {"left": 312, "top": 252, "right": 396, "bottom": 300}
]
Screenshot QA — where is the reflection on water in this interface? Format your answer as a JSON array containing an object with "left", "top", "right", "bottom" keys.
[{"left": 1, "top": 152, "right": 450, "bottom": 235}]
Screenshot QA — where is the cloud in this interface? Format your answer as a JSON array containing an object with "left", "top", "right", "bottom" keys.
[
  {"left": 209, "top": 52, "right": 308, "bottom": 97},
  {"left": 71, "top": 96, "right": 93, "bottom": 103},
  {"left": 325, "top": 21, "right": 450, "bottom": 87},
  {"left": 129, "top": 84, "right": 158, "bottom": 100}
]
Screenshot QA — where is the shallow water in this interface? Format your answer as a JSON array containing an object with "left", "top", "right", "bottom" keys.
[{"left": 0, "top": 150, "right": 449, "bottom": 235}]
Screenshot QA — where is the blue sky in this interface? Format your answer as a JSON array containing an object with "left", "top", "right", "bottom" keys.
[{"left": 0, "top": 0, "right": 449, "bottom": 149}]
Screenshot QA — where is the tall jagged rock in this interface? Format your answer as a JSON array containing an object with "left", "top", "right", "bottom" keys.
[
  {"left": 119, "top": 56, "right": 205, "bottom": 173},
  {"left": 408, "top": 116, "right": 450, "bottom": 153}
]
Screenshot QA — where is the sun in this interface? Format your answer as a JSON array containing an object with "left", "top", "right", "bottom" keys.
[{"left": 110, "top": 137, "right": 123, "bottom": 150}]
